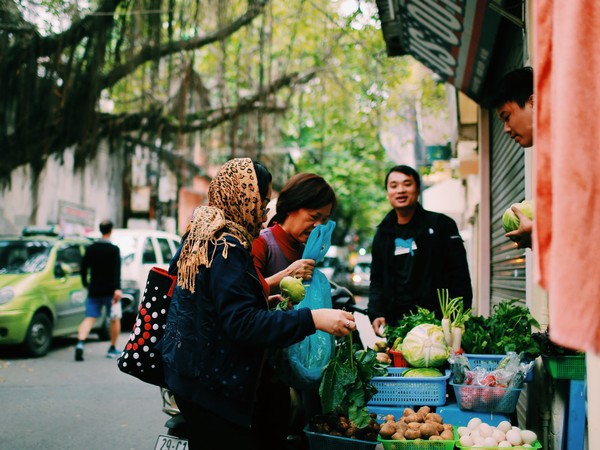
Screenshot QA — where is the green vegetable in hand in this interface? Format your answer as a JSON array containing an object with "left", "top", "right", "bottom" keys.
[
  {"left": 502, "top": 200, "right": 534, "bottom": 233},
  {"left": 280, "top": 276, "right": 306, "bottom": 303}
]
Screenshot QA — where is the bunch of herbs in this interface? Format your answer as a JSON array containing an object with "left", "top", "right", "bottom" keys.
[{"left": 461, "top": 299, "right": 541, "bottom": 359}]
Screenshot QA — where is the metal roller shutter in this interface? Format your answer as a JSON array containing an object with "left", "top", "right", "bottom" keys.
[{"left": 490, "top": 114, "right": 527, "bottom": 310}]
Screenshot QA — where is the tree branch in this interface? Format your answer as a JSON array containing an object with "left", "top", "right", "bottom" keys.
[{"left": 100, "top": 0, "right": 268, "bottom": 89}]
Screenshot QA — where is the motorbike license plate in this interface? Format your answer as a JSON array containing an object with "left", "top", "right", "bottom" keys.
[{"left": 155, "top": 434, "right": 189, "bottom": 450}]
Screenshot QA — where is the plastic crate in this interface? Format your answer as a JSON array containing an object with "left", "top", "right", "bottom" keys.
[
  {"left": 450, "top": 381, "right": 522, "bottom": 414},
  {"left": 542, "top": 355, "right": 586, "bottom": 380},
  {"left": 378, "top": 434, "right": 456, "bottom": 450},
  {"left": 464, "top": 354, "right": 534, "bottom": 382},
  {"left": 369, "top": 368, "right": 450, "bottom": 406},
  {"left": 304, "top": 427, "right": 378, "bottom": 450}
]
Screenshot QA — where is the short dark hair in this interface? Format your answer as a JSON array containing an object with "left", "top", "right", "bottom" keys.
[
  {"left": 99, "top": 220, "right": 113, "bottom": 235},
  {"left": 490, "top": 66, "right": 533, "bottom": 109},
  {"left": 252, "top": 161, "right": 272, "bottom": 200},
  {"left": 385, "top": 165, "right": 421, "bottom": 190},
  {"left": 271, "top": 173, "right": 337, "bottom": 225}
]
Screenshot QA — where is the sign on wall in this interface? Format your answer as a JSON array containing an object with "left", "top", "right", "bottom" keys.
[{"left": 377, "top": 0, "right": 503, "bottom": 100}]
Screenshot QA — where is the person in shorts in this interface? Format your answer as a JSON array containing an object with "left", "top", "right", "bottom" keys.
[{"left": 75, "top": 220, "right": 122, "bottom": 361}]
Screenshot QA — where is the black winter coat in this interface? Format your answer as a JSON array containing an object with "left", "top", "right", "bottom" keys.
[
  {"left": 368, "top": 204, "right": 472, "bottom": 326},
  {"left": 159, "top": 235, "right": 316, "bottom": 428}
]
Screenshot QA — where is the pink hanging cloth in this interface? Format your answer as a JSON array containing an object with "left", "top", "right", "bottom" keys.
[{"left": 534, "top": 0, "right": 600, "bottom": 352}]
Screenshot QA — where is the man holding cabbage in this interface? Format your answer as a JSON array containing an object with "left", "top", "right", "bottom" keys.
[
  {"left": 491, "top": 67, "right": 535, "bottom": 249},
  {"left": 368, "top": 165, "right": 473, "bottom": 337}
]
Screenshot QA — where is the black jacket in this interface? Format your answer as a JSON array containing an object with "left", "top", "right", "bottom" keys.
[
  {"left": 159, "top": 236, "right": 316, "bottom": 428},
  {"left": 368, "top": 204, "right": 472, "bottom": 325},
  {"left": 81, "top": 240, "right": 121, "bottom": 297}
]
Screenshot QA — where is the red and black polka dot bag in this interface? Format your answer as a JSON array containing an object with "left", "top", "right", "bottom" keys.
[{"left": 117, "top": 267, "right": 176, "bottom": 387}]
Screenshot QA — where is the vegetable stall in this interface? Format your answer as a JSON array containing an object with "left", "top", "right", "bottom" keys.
[{"left": 303, "top": 295, "right": 584, "bottom": 449}]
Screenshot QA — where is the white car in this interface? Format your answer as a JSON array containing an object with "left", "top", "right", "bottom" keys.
[{"left": 88, "top": 229, "right": 181, "bottom": 318}]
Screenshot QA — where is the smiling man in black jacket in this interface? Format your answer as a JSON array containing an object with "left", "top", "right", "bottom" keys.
[{"left": 368, "top": 165, "right": 473, "bottom": 337}]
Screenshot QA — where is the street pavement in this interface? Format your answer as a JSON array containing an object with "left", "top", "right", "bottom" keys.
[{"left": 0, "top": 332, "right": 166, "bottom": 450}]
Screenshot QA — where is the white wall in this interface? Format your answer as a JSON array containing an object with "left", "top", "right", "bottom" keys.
[{"left": 0, "top": 141, "right": 123, "bottom": 234}]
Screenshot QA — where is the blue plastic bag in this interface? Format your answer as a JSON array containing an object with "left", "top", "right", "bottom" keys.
[{"left": 285, "top": 221, "right": 337, "bottom": 389}]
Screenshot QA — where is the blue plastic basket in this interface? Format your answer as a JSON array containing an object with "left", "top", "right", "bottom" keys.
[
  {"left": 464, "top": 354, "right": 534, "bottom": 382},
  {"left": 369, "top": 368, "right": 450, "bottom": 406},
  {"left": 450, "top": 381, "right": 523, "bottom": 413},
  {"left": 304, "top": 427, "right": 378, "bottom": 450}
]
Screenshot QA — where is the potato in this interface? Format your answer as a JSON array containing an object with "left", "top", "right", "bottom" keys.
[
  {"left": 384, "top": 414, "right": 396, "bottom": 422},
  {"left": 403, "top": 408, "right": 416, "bottom": 417},
  {"left": 443, "top": 424, "right": 453, "bottom": 431},
  {"left": 407, "top": 422, "right": 421, "bottom": 431},
  {"left": 379, "top": 423, "right": 396, "bottom": 439},
  {"left": 391, "top": 431, "right": 406, "bottom": 441},
  {"left": 404, "top": 414, "right": 421, "bottom": 423},
  {"left": 417, "top": 406, "right": 431, "bottom": 416},
  {"left": 425, "top": 413, "right": 443, "bottom": 424},
  {"left": 404, "top": 429, "right": 421, "bottom": 440},
  {"left": 440, "top": 430, "right": 454, "bottom": 440},
  {"left": 430, "top": 436, "right": 443, "bottom": 440},
  {"left": 419, "top": 423, "right": 440, "bottom": 439}
]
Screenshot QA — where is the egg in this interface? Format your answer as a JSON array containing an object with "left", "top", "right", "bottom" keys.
[
  {"left": 457, "top": 426, "right": 470, "bottom": 437},
  {"left": 460, "top": 435, "right": 475, "bottom": 446},
  {"left": 498, "top": 441, "right": 512, "bottom": 447},
  {"left": 483, "top": 437, "right": 498, "bottom": 446},
  {"left": 523, "top": 445, "right": 532, "bottom": 448},
  {"left": 521, "top": 429, "right": 538, "bottom": 444},
  {"left": 497, "top": 421, "right": 512, "bottom": 433},
  {"left": 468, "top": 417, "right": 483, "bottom": 430},
  {"left": 506, "top": 429, "right": 524, "bottom": 446},
  {"left": 478, "top": 423, "right": 493, "bottom": 438},
  {"left": 492, "top": 428, "right": 506, "bottom": 443}
]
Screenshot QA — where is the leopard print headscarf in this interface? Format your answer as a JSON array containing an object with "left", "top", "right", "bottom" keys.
[{"left": 177, "top": 158, "right": 265, "bottom": 292}]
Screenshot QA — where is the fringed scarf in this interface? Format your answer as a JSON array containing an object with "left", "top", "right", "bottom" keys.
[{"left": 177, "top": 158, "right": 265, "bottom": 292}]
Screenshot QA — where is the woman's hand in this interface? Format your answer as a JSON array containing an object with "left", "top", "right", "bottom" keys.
[
  {"left": 311, "top": 309, "right": 356, "bottom": 337},
  {"left": 372, "top": 317, "right": 386, "bottom": 337},
  {"left": 287, "top": 258, "right": 316, "bottom": 281},
  {"left": 505, "top": 206, "right": 533, "bottom": 249}
]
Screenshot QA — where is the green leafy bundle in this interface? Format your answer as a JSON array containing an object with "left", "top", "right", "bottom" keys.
[
  {"left": 461, "top": 299, "right": 541, "bottom": 359},
  {"left": 319, "top": 334, "right": 388, "bottom": 428}
]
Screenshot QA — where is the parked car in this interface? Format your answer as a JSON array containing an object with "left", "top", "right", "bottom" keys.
[
  {"left": 0, "top": 227, "right": 110, "bottom": 356},
  {"left": 349, "top": 254, "right": 371, "bottom": 295},
  {"left": 316, "top": 245, "right": 350, "bottom": 283},
  {"left": 87, "top": 228, "right": 181, "bottom": 320}
]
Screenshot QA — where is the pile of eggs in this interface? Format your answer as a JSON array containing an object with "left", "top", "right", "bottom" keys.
[{"left": 457, "top": 418, "right": 538, "bottom": 447}]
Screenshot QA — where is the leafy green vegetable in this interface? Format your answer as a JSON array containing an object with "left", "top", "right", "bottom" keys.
[
  {"left": 385, "top": 306, "right": 441, "bottom": 349},
  {"left": 461, "top": 299, "right": 541, "bottom": 360},
  {"left": 319, "top": 333, "right": 387, "bottom": 428}
]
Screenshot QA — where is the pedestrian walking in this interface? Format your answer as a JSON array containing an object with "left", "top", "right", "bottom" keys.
[{"left": 75, "top": 219, "right": 122, "bottom": 361}]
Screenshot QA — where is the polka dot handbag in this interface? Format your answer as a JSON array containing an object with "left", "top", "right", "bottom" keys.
[{"left": 117, "top": 267, "right": 176, "bottom": 387}]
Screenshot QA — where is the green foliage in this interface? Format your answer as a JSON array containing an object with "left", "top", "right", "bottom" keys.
[
  {"left": 319, "top": 334, "right": 387, "bottom": 428},
  {"left": 461, "top": 299, "right": 541, "bottom": 359}
]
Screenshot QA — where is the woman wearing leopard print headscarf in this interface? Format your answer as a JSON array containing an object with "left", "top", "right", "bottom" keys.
[{"left": 159, "top": 158, "right": 355, "bottom": 450}]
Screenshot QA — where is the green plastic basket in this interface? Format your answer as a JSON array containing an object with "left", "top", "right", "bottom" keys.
[
  {"left": 456, "top": 440, "right": 542, "bottom": 449},
  {"left": 543, "top": 355, "right": 586, "bottom": 380},
  {"left": 378, "top": 435, "right": 456, "bottom": 450}
]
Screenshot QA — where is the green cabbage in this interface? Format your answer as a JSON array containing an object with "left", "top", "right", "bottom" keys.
[
  {"left": 401, "top": 324, "right": 450, "bottom": 368},
  {"left": 502, "top": 200, "right": 534, "bottom": 233}
]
